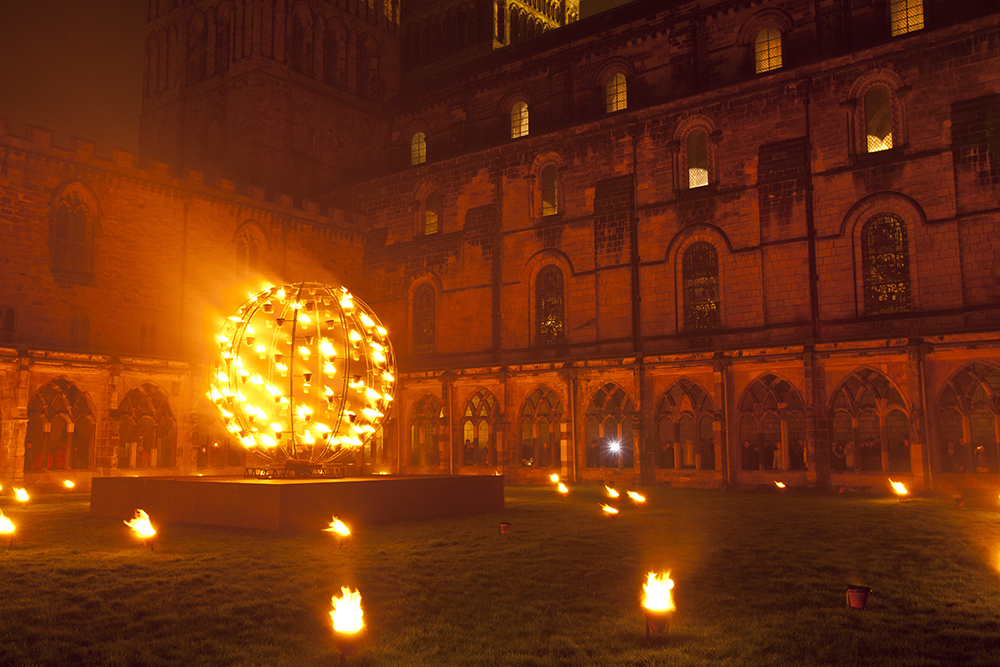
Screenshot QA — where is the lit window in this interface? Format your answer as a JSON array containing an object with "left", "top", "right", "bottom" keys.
[
  {"left": 754, "top": 28, "right": 782, "bottom": 74},
  {"left": 862, "top": 214, "right": 911, "bottom": 315},
  {"left": 410, "top": 132, "right": 426, "bottom": 166},
  {"left": 865, "top": 86, "right": 893, "bottom": 152},
  {"left": 682, "top": 242, "right": 720, "bottom": 330},
  {"left": 536, "top": 265, "right": 564, "bottom": 345},
  {"left": 424, "top": 193, "right": 440, "bottom": 235},
  {"left": 541, "top": 165, "right": 558, "bottom": 216},
  {"left": 687, "top": 130, "right": 709, "bottom": 189},
  {"left": 511, "top": 101, "right": 529, "bottom": 139},
  {"left": 890, "top": 0, "right": 923, "bottom": 37},
  {"left": 605, "top": 73, "right": 627, "bottom": 113}
]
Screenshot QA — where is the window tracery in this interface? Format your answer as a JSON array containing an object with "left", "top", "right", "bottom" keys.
[
  {"left": 682, "top": 242, "right": 720, "bottom": 330},
  {"left": 861, "top": 214, "right": 911, "bottom": 315},
  {"left": 519, "top": 386, "right": 563, "bottom": 468},
  {"left": 738, "top": 374, "right": 806, "bottom": 472},
  {"left": 413, "top": 283, "right": 436, "bottom": 353},
  {"left": 462, "top": 389, "right": 498, "bottom": 466},
  {"left": 116, "top": 383, "right": 176, "bottom": 469},
  {"left": 24, "top": 378, "right": 95, "bottom": 472},
  {"left": 536, "top": 265, "right": 564, "bottom": 345},
  {"left": 937, "top": 363, "right": 1000, "bottom": 474},
  {"left": 829, "top": 369, "right": 910, "bottom": 473},
  {"left": 656, "top": 379, "right": 715, "bottom": 470},
  {"left": 584, "top": 383, "right": 635, "bottom": 469},
  {"left": 410, "top": 393, "right": 442, "bottom": 466}
]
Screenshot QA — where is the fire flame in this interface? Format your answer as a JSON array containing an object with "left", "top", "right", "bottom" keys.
[
  {"left": 14, "top": 488, "right": 28, "bottom": 503},
  {"left": 642, "top": 572, "right": 675, "bottom": 612},
  {"left": 0, "top": 509, "right": 14, "bottom": 535},
  {"left": 123, "top": 509, "right": 157, "bottom": 538},
  {"left": 330, "top": 587, "right": 364, "bottom": 634},
  {"left": 601, "top": 504, "right": 619, "bottom": 515},
  {"left": 63, "top": 480, "right": 75, "bottom": 489},
  {"left": 325, "top": 515, "right": 351, "bottom": 537},
  {"left": 774, "top": 481, "right": 786, "bottom": 489},
  {"left": 605, "top": 485, "right": 620, "bottom": 498},
  {"left": 549, "top": 473, "right": 559, "bottom": 483},
  {"left": 889, "top": 479, "right": 908, "bottom": 496},
  {"left": 557, "top": 482, "right": 568, "bottom": 494},
  {"left": 626, "top": 490, "right": 645, "bottom": 503}
]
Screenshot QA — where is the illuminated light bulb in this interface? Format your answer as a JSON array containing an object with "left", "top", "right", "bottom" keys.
[{"left": 320, "top": 340, "right": 336, "bottom": 356}]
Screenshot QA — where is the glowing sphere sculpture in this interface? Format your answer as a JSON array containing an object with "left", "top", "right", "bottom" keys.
[{"left": 209, "top": 283, "right": 395, "bottom": 464}]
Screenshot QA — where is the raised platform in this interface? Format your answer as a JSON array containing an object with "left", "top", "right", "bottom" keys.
[{"left": 90, "top": 475, "right": 504, "bottom": 530}]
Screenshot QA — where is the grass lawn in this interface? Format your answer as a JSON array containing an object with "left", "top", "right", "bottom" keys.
[{"left": 1, "top": 484, "right": 1000, "bottom": 666}]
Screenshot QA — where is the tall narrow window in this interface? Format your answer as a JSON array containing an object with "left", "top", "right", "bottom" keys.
[
  {"left": 216, "top": 8, "right": 231, "bottom": 74},
  {"left": 411, "top": 132, "right": 427, "bottom": 166},
  {"left": 188, "top": 13, "right": 208, "bottom": 83},
  {"left": 519, "top": 387, "right": 563, "bottom": 468},
  {"left": 410, "top": 393, "right": 441, "bottom": 466},
  {"left": 292, "top": 14, "right": 312, "bottom": 75},
  {"left": 739, "top": 374, "right": 806, "bottom": 473},
  {"left": 862, "top": 214, "right": 911, "bottom": 315},
  {"left": 424, "top": 193, "right": 440, "bottom": 235},
  {"left": 462, "top": 389, "right": 498, "bottom": 466},
  {"left": 687, "top": 130, "right": 709, "bottom": 188},
  {"left": 890, "top": 0, "right": 923, "bottom": 36},
  {"left": 541, "top": 165, "right": 558, "bottom": 216},
  {"left": 413, "top": 284, "right": 436, "bottom": 353},
  {"left": 605, "top": 73, "right": 627, "bottom": 113},
  {"left": 683, "top": 242, "right": 720, "bottom": 330},
  {"left": 116, "top": 383, "right": 176, "bottom": 469},
  {"left": 536, "top": 265, "right": 564, "bottom": 345},
  {"left": 865, "top": 86, "right": 893, "bottom": 152},
  {"left": 53, "top": 193, "right": 90, "bottom": 273},
  {"left": 754, "top": 27, "right": 782, "bottom": 74},
  {"left": 511, "top": 101, "right": 529, "bottom": 139},
  {"left": 584, "top": 383, "right": 636, "bottom": 469},
  {"left": 324, "top": 26, "right": 340, "bottom": 86}
]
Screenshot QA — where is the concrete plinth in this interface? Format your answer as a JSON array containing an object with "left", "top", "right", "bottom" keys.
[{"left": 90, "top": 475, "right": 504, "bottom": 530}]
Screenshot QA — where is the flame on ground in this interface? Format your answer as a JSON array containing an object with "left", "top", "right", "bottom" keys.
[
  {"left": 0, "top": 509, "right": 14, "bottom": 535},
  {"left": 14, "top": 488, "right": 29, "bottom": 502},
  {"left": 627, "top": 490, "right": 646, "bottom": 503},
  {"left": 601, "top": 503, "right": 619, "bottom": 515},
  {"left": 549, "top": 473, "right": 560, "bottom": 483},
  {"left": 774, "top": 481, "right": 786, "bottom": 489},
  {"left": 325, "top": 515, "right": 351, "bottom": 537},
  {"left": 557, "top": 482, "right": 568, "bottom": 494},
  {"left": 330, "top": 587, "right": 364, "bottom": 634},
  {"left": 124, "top": 509, "right": 157, "bottom": 538},
  {"left": 605, "top": 485, "right": 620, "bottom": 498},
  {"left": 63, "top": 480, "right": 75, "bottom": 489},
  {"left": 889, "top": 479, "right": 908, "bottom": 496},
  {"left": 643, "top": 572, "right": 675, "bottom": 612}
]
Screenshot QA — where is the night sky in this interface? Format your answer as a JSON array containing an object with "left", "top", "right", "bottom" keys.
[{"left": 0, "top": 0, "right": 632, "bottom": 156}]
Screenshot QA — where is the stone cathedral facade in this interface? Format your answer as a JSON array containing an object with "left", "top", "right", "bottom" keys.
[{"left": 1, "top": 0, "right": 998, "bottom": 498}]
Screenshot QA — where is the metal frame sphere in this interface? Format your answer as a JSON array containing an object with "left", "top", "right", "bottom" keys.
[{"left": 209, "top": 283, "right": 395, "bottom": 465}]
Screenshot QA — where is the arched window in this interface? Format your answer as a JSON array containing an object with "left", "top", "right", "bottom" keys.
[
  {"left": 412, "top": 283, "right": 436, "bottom": 353},
  {"left": 829, "top": 369, "right": 909, "bottom": 473},
  {"left": 861, "top": 214, "right": 911, "bottom": 315},
  {"left": 52, "top": 192, "right": 92, "bottom": 274},
  {"left": 510, "top": 101, "right": 529, "bottom": 139},
  {"left": 187, "top": 13, "right": 208, "bottom": 83},
  {"left": 410, "top": 393, "right": 441, "bottom": 466},
  {"left": 519, "top": 386, "right": 563, "bottom": 468},
  {"left": 865, "top": 86, "right": 893, "bottom": 152},
  {"left": 461, "top": 389, "right": 498, "bottom": 466},
  {"left": 656, "top": 380, "right": 715, "bottom": 471},
  {"left": 357, "top": 36, "right": 380, "bottom": 100},
  {"left": 754, "top": 27, "right": 782, "bottom": 74},
  {"left": 541, "top": 164, "right": 558, "bottom": 216},
  {"left": 682, "top": 242, "right": 720, "bottom": 330},
  {"left": 536, "top": 265, "right": 564, "bottom": 345},
  {"left": 937, "top": 363, "right": 1000, "bottom": 474},
  {"left": 687, "top": 129, "right": 709, "bottom": 188},
  {"left": 24, "top": 378, "right": 95, "bottom": 472},
  {"left": 584, "top": 383, "right": 636, "bottom": 469},
  {"left": 291, "top": 13, "right": 312, "bottom": 75},
  {"left": 889, "top": 0, "right": 923, "bottom": 36},
  {"left": 411, "top": 132, "right": 427, "bottom": 166},
  {"left": 424, "top": 193, "right": 440, "bottom": 235},
  {"left": 116, "top": 383, "right": 177, "bottom": 469},
  {"left": 605, "top": 72, "right": 627, "bottom": 113},
  {"left": 236, "top": 232, "right": 260, "bottom": 278},
  {"left": 738, "top": 374, "right": 806, "bottom": 472}
]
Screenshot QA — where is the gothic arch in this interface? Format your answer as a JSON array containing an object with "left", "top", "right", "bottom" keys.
[
  {"left": 24, "top": 377, "right": 96, "bottom": 472},
  {"left": 116, "top": 382, "right": 177, "bottom": 469},
  {"left": 846, "top": 67, "right": 909, "bottom": 155},
  {"left": 935, "top": 361, "right": 1000, "bottom": 474},
  {"left": 655, "top": 378, "right": 716, "bottom": 470},
  {"left": 828, "top": 367, "right": 910, "bottom": 473},
  {"left": 459, "top": 387, "right": 499, "bottom": 466},
  {"left": 584, "top": 382, "right": 636, "bottom": 469},
  {"left": 737, "top": 373, "right": 807, "bottom": 471},
  {"left": 518, "top": 384, "right": 564, "bottom": 468},
  {"left": 49, "top": 181, "right": 101, "bottom": 277}
]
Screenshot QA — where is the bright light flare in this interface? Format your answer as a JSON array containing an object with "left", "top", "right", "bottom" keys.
[
  {"left": 557, "top": 482, "right": 568, "bottom": 494},
  {"left": 123, "top": 509, "right": 156, "bottom": 538},
  {"left": 549, "top": 473, "right": 560, "bottom": 483},
  {"left": 601, "top": 504, "right": 619, "bottom": 515},
  {"left": 63, "top": 480, "right": 75, "bottom": 489},
  {"left": 13, "top": 488, "right": 28, "bottom": 503},
  {"left": 608, "top": 440, "right": 621, "bottom": 452},
  {"left": 626, "top": 490, "right": 646, "bottom": 503},
  {"left": 0, "top": 509, "right": 14, "bottom": 536},
  {"left": 774, "top": 481, "right": 786, "bottom": 489},
  {"left": 605, "top": 485, "right": 620, "bottom": 499},
  {"left": 330, "top": 587, "right": 364, "bottom": 634},
  {"left": 325, "top": 515, "right": 351, "bottom": 537},
  {"left": 889, "top": 479, "right": 908, "bottom": 496},
  {"left": 642, "top": 572, "right": 675, "bottom": 612}
]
